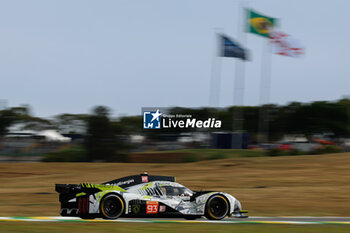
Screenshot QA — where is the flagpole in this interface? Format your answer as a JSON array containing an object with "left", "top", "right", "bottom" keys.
[
  {"left": 209, "top": 28, "right": 223, "bottom": 107},
  {"left": 232, "top": 1, "right": 247, "bottom": 149},
  {"left": 258, "top": 39, "right": 272, "bottom": 144}
]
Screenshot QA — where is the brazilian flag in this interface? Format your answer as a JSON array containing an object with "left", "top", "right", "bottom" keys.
[{"left": 247, "top": 9, "right": 277, "bottom": 38}]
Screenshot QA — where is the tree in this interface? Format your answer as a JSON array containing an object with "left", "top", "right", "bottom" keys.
[
  {"left": 0, "top": 109, "right": 16, "bottom": 137},
  {"left": 85, "top": 106, "right": 116, "bottom": 161},
  {"left": 8, "top": 105, "right": 54, "bottom": 131},
  {"left": 53, "top": 113, "right": 89, "bottom": 134}
]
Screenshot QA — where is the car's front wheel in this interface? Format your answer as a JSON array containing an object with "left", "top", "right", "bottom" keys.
[
  {"left": 204, "top": 195, "right": 229, "bottom": 220},
  {"left": 100, "top": 194, "right": 125, "bottom": 219}
]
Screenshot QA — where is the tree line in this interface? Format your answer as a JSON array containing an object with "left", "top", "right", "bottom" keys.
[{"left": 1, "top": 99, "right": 350, "bottom": 161}]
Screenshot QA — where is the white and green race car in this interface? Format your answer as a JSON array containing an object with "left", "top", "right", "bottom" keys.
[{"left": 55, "top": 173, "right": 247, "bottom": 220}]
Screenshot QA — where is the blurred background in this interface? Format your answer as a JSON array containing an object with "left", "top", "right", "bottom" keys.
[
  {"left": 0, "top": 0, "right": 349, "bottom": 162},
  {"left": 1, "top": 101, "right": 350, "bottom": 162}
]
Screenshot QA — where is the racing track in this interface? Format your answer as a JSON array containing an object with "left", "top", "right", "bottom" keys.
[{"left": 1, "top": 216, "right": 350, "bottom": 225}]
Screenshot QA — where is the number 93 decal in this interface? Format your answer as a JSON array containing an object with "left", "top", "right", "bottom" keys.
[{"left": 146, "top": 201, "right": 159, "bottom": 214}]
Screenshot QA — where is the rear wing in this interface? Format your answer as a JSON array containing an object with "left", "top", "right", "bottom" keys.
[
  {"left": 55, "top": 183, "right": 115, "bottom": 202},
  {"left": 55, "top": 184, "right": 81, "bottom": 202}
]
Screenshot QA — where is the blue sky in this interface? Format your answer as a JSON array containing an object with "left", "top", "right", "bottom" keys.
[{"left": 0, "top": 0, "right": 349, "bottom": 117}]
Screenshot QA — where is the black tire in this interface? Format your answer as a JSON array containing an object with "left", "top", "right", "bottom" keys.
[
  {"left": 100, "top": 194, "right": 125, "bottom": 219},
  {"left": 204, "top": 195, "right": 229, "bottom": 220}
]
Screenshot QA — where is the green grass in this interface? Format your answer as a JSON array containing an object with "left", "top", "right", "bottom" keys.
[{"left": 0, "top": 222, "right": 349, "bottom": 233}]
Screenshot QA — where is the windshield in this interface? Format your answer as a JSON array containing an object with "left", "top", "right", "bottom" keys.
[{"left": 159, "top": 185, "right": 193, "bottom": 196}]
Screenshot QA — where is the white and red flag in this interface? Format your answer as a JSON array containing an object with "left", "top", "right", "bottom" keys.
[{"left": 269, "top": 31, "right": 304, "bottom": 57}]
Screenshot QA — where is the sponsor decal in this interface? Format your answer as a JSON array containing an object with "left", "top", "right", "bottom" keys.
[
  {"left": 159, "top": 205, "right": 166, "bottom": 212},
  {"left": 114, "top": 179, "right": 134, "bottom": 186},
  {"left": 142, "top": 108, "right": 222, "bottom": 130},
  {"left": 131, "top": 204, "right": 141, "bottom": 214},
  {"left": 141, "top": 176, "right": 148, "bottom": 182},
  {"left": 146, "top": 201, "right": 159, "bottom": 214}
]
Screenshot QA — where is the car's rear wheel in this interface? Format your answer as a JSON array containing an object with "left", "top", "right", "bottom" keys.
[
  {"left": 100, "top": 194, "right": 125, "bottom": 219},
  {"left": 205, "top": 195, "right": 229, "bottom": 220}
]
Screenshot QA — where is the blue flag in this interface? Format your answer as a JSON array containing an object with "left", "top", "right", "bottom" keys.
[{"left": 220, "top": 35, "right": 247, "bottom": 60}]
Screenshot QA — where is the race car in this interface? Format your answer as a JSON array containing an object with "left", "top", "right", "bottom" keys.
[{"left": 55, "top": 173, "right": 247, "bottom": 220}]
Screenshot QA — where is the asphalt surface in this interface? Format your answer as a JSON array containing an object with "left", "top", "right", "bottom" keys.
[
  {"left": 1, "top": 216, "right": 350, "bottom": 224},
  {"left": 119, "top": 216, "right": 350, "bottom": 224},
  {"left": 226, "top": 216, "right": 350, "bottom": 222}
]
